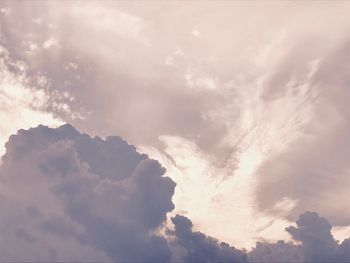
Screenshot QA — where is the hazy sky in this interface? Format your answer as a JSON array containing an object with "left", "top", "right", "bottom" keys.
[{"left": 1, "top": 1, "right": 350, "bottom": 262}]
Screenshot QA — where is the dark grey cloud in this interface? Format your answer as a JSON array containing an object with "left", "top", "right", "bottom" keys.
[
  {"left": 0, "top": 124, "right": 175, "bottom": 262},
  {"left": 1, "top": 123, "right": 248, "bottom": 262},
  {"left": 168, "top": 212, "right": 350, "bottom": 263},
  {"left": 0, "top": 123, "right": 250, "bottom": 262},
  {"left": 285, "top": 212, "right": 350, "bottom": 263},
  {"left": 249, "top": 212, "right": 350, "bottom": 263},
  {"left": 170, "top": 215, "right": 248, "bottom": 263},
  {"left": 248, "top": 240, "right": 302, "bottom": 263},
  {"left": 3, "top": 124, "right": 350, "bottom": 262}
]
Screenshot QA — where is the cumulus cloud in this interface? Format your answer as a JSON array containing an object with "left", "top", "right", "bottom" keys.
[
  {"left": 249, "top": 240, "right": 302, "bottom": 263},
  {"left": 3, "top": 124, "right": 350, "bottom": 262},
  {"left": 170, "top": 215, "right": 247, "bottom": 263},
  {"left": 249, "top": 212, "right": 350, "bottom": 263},
  {"left": 285, "top": 212, "right": 350, "bottom": 262},
  {"left": 0, "top": 124, "right": 175, "bottom": 261},
  {"left": 1, "top": 124, "right": 249, "bottom": 262}
]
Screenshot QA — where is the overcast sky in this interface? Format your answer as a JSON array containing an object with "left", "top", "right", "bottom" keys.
[{"left": 1, "top": 1, "right": 350, "bottom": 262}]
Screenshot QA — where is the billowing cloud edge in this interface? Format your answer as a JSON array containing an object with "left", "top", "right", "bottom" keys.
[{"left": 1, "top": 124, "right": 350, "bottom": 262}]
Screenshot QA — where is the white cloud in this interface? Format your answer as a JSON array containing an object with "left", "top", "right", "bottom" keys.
[
  {"left": 0, "top": 45, "right": 62, "bottom": 156},
  {"left": 43, "top": 38, "right": 59, "bottom": 49}
]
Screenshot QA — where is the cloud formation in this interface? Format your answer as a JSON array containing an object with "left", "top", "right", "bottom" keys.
[
  {"left": 2, "top": 0, "right": 350, "bottom": 250},
  {"left": 0, "top": 124, "right": 175, "bottom": 261},
  {"left": 1, "top": 124, "right": 250, "bottom": 262},
  {"left": 255, "top": 42, "right": 350, "bottom": 226},
  {"left": 249, "top": 212, "right": 350, "bottom": 262},
  {"left": 0, "top": 42, "right": 62, "bottom": 156},
  {"left": 170, "top": 215, "right": 247, "bottom": 263},
  {"left": 2, "top": 124, "right": 350, "bottom": 262}
]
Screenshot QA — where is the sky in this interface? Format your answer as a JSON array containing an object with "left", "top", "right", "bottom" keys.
[{"left": 1, "top": 1, "right": 350, "bottom": 262}]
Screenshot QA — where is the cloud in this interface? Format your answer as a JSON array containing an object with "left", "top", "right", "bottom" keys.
[
  {"left": 1, "top": 124, "right": 249, "bottom": 262},
  {"left": 0, "top": 1, "right": 244, "bottom": 161},
  {"left": 3, "top": 124, "right": 350, "bottom": 262},
  {"left": 0, "top": 124, "right": 249, "bottom": 262},
  {"left": 248, "top": 240, "right": 302, "bottom": 263},
  {"left": 0, "top": 42, "right": 62, "bottom": 156},
  {"left": 0, "top": 124, "right": 175, "bottom": 261},
  {"left": 249, "top": 212, "right": 350, "bottom": 262},
  {"left": 2, "top": 0, "right": 350, "bottom": 248},
  {"left": 255, "top": 42, "right": 350, "bottom": 226},
  {"left": 170, "top": 215, "right": 247, "bottom": 263},
  {"left": 285, "top": 212, "right": 350, "bottom": 262},
  {"left": 169, "top": 211, "right": 350, "bottom": 263}
]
